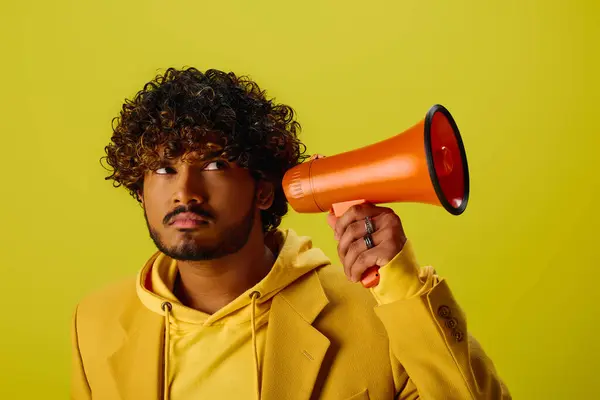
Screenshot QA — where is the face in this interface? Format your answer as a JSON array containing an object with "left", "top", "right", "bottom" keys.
[{"left": 140, "top": 152, "right": 272, "bottom": 261}]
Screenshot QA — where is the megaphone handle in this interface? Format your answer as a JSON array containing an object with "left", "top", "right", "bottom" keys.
[{"left": 331, "top": 200, "right": 381, "bottom": 289}]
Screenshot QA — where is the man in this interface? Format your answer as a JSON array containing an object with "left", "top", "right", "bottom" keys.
[{"left": 71, "top": 67, "right": 510, "bottom": 399}]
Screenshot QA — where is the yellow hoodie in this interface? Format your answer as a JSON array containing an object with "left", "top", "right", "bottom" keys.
[{"left": 136, "top": 229, "right": 334, "bottom": 400}]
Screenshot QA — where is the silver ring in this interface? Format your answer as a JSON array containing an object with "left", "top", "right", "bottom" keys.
[
  {"left": 364, "top": 234, "right": 374, "bottom": 249},
  {"left": 365, "top": 216, "right": 374, "bottom": 235}
]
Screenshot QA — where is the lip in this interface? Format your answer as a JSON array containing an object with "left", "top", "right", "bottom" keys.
[{"left": 170, "top": 212, "right": 210, "bottom": 228}]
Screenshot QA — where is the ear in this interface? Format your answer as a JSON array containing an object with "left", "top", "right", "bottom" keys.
[
  {"left": 256, "top": 181, "right": 275, "bottom": 210},
  {"left": 137, "top": 188, "right": 144, "bottom": 205}
]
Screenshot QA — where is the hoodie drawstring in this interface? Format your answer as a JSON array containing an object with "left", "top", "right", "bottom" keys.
[
  {"left": 249, "top": 291, "right": 261, "bottom": 400},
  {"left": 161, "top": 302, "right": 173, "bottom": 400},
  {"left": 160, "top": 294, "right": 261, "bottom": 400}
]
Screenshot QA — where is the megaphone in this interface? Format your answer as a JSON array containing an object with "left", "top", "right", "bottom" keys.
[{"left": 282, "top": 104, "right": 470, "bottom": 288}]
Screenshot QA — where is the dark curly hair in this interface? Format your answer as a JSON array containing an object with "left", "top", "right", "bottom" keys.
[{"left": 101, "top": 67, "right": 309, "bottom": 233}]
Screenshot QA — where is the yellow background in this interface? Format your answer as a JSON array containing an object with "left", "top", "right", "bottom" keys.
[{"left": 1, "top": 1, "right": 598, "bottom": 398}]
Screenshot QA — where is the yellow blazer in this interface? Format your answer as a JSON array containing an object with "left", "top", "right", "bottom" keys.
[{"left": 71, "top": 251, "right": 510, "bottom": 399}]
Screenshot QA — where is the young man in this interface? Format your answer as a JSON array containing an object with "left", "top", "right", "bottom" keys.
[{"left": 71, "top": 68, "right": 510, "bottom": 400}]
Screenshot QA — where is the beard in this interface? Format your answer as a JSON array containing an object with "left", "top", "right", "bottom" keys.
[{"left": 144, "top": 198, "right": 257, "bottom": 261}]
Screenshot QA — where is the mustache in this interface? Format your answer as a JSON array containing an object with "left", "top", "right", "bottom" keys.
[{"left": 163, "top": 204, "right": 215, "bottom": 225}]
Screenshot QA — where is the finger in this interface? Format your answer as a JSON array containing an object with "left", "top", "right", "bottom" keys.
[
  {"left": 347, "top": 224, "right": 406, "bottom": 282},
  {"left": 348, "top": 246, "right": 392, "bottom": 283},
  {"left": 344, "top": 229, "right": 384, "bottom": 274},
  {"left": 309, "top": 154, "right": 326, "bottom": 161},
  {"left": 337, "top": 208, "right": 400, "bottom": 260},
  {"left": 337, "top": 213, "right": 384, "bottom": 261},
  {"left": 334, "top": 203, "right": 392, "bottom": 240}
]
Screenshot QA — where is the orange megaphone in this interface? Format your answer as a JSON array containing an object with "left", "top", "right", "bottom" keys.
[{"left": 282, "top": 104, "right": 470, "bottom": 288}]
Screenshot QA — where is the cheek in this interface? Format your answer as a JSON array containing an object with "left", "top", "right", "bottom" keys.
[
  {"left": 210, "top": 179, "right": 256, "bottom": 209},
  {"left": 142, "top": 182, "right": 169, "bottom": 223},
  {"left": 143, "top": 201, "right": 164, "bottom": 227}
]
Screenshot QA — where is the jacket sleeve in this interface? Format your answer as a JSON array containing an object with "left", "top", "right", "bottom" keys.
[
  {"left": 369, "top": 240, "right": 511, "bottom": 399},
  {"left": 71, "top": 304, "right": 92, "bottom": 400}
]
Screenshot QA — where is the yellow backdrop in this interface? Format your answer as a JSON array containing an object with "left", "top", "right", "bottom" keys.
[{"left": 1, "top": 1, "right": 598, "bottom": 398}]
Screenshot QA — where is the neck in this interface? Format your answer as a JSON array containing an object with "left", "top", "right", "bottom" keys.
[{"left": 173, "top": 226, "right": 276, "bottom": 314}]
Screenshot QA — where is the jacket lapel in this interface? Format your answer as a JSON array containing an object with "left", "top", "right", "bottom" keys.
[
  {"left": 108, "top": 301, "right": 164, "bottom": 400},
  {"left": 261, "top": 269, "right": 331, "bottom": 400}
]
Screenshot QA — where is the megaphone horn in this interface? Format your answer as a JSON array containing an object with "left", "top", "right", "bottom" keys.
[{"left": 282, "top": 104, "right": 470, "bottom": 288}]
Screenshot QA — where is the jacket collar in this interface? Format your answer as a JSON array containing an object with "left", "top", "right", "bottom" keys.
[{"left": 107, "top": 264, "right": 331, "bottom": 400}]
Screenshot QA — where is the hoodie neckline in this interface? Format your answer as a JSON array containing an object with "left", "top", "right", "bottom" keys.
[{"left": 136, "top": 229, "right": 331, "bottom": 326}]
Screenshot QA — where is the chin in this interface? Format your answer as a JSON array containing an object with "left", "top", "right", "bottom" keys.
[{"left": 175, "top": 235, "right": 216, "bottom": 247}]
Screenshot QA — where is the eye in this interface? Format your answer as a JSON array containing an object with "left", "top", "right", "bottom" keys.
[
  {"left": 203, "top": 160, "right": 229, "bottom": 171},
  {"left": 155, "top": 166, "right": 175, "bottom": 175}
]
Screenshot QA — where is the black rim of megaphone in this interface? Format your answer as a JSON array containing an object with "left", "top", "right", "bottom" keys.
[{"left": 423, "top": 104, "right": 470, "bottom": 216}]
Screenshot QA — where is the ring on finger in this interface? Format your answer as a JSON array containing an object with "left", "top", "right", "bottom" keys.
[
  {"left": 365, "top": 216, "right": 375, "bottom": 235},
  {"left": 364, "top": 234, "right": 375, "bottom": 249}
]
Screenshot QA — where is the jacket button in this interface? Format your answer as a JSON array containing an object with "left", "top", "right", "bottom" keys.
[
  {"left": 453, "top": 329, "right": 464, "bottom": 342},
  {"left": 446, "top": 318, "right": 458, "bottom": 329},
  {"left": 438, "top": 305, "right": 451, "bottom": 318}
]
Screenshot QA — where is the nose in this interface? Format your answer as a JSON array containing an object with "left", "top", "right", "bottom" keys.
[{"left": 171, "top": 165, "right": 207, "bottom": 206}]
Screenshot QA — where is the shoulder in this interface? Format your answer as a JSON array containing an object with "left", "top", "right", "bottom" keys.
[
  {"left": 316, "top": 263, "right": 377, "bottom": 307},
  {"left": 74, "top": 276, "right": 138, "bottom": 329},
  {"left": 314, "top": 264, "right": 387, "bottom": 336},
  {"left": 71, "top": 275, "right": 155, "bottom": 368}
]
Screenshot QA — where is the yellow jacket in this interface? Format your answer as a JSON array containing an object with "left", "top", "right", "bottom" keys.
[{"left": 71, "top": 229, "right": 510, "bottom": 399}]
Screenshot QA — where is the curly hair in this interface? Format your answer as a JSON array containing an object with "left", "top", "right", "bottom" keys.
[{"left": 101, "top": 67, "right": 309, "bottom": 233}]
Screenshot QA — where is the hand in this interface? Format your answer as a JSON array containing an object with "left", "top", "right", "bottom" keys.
[{"left": 327, "top": 202, "right": 407, "bottom": 283}]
